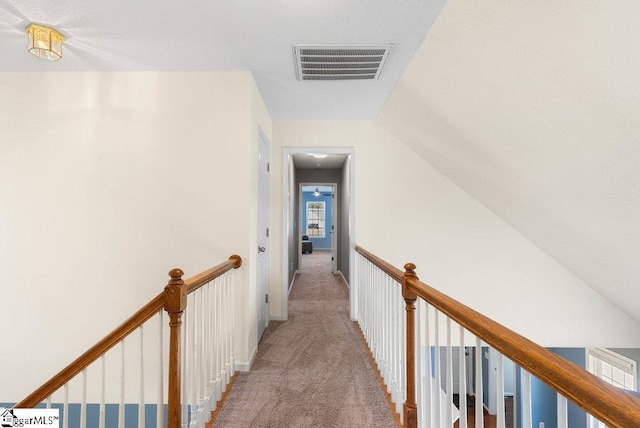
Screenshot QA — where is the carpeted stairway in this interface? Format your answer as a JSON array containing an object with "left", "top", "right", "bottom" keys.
[{"left": 213, "top": 250, "right": 397, "bottom": 427}]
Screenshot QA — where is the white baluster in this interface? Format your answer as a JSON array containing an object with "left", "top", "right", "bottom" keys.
[
  {"left": 433, "top": 310, "right": 441, "bottom": 427},
  {"left": 512, "top": 364, "right": 518, "bottom": 428},
  {"left": 423, "top": 303, "right": 432, "bottom": 428},
  {"left": 459, "top": 326, "right": 468, "bottom": 428},
  {"left": 475, "top": 339, "right": 484, "bottom": 428},
  {"left": 100, "top": 355, "right": 105, "bottom": 428},
  {"left": 446, "top": 317, "right": 453, "bottom": 428},
  {"left": 119, "top": 340, "right": 125, "bottom": 428},
  {"left": 229, "top": 268, "right": 236, "bottom": 373},
  {"left": 81, "top": 368, "right": 87, "bottom": 428},
  {"left": 415, "top": 299, "right": 423, "bottom": 428},
  {"left": 158, "top": 311, "right": 164, "bottom": 428},
  {"left": 46, "top": 396, "right": 51, "bottom": 409},
  {"left": 181, "top": 298, "right": 189, "bottom": 428},
  {"left": 557, "top": 394, "right": 568, "bottom": 428},
  {"left": 521, "top": 370, "right": 532, "bottom": 428},
  {"left": 215, "top": 278, "right": 222, "bottom": 400},
  {"left": 64, "top": 383, "right": 69, "bottom": 428},
  {"left": 139, "top": 325, "right": 145, "bottom": 428},
  {"left": 189, "top": 291, "right": 197, "bottom": 427},
  {"left": 496, "top": 352, "right": 505, "bottom": 428}
]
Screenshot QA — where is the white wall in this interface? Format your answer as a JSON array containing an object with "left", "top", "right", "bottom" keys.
[
  {"left": 272, "top": 121, "right": 640, "bottom": 348},
  {"left": 0, "top": 71, "right": 270, "bottom": 402}
]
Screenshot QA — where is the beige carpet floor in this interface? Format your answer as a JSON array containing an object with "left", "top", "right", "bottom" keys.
[{"left": 213, "top": 250, "right": 397, "bottom": 427}]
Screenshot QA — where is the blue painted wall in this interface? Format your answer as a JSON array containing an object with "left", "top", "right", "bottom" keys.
[
  {"left": 302, "top": 191, "right": 333, "bottom": 249},
  {"left": 517, "top": 348, "right": 587, "bottom": 428},
  {"left": 0, "top": 403, "right": 169, "bottom": 428}
]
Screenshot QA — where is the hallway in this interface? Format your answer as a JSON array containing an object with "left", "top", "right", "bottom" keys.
[{"left": 213, "top": 250, "right": 397, "bottom": 427}]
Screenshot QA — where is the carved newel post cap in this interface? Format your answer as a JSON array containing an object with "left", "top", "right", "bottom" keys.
[
  {"left": 404, "top": 263, "right": 417, "bottom": 276},
  {"left": 169, "top": 268, "right": 184, "bottom": 282}
]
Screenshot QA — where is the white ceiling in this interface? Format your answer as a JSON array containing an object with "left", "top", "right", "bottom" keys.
[{"left": 0, "top": 0, "right": 445, "bottom": 120}]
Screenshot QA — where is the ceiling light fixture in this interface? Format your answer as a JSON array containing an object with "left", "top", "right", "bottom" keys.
[
  {"left": 313, "top": 188, "right": 321, "bottom": 197},
  {"left": 26, "top": 23, "right": 64, "bottom": 61},
  {"left": 310, "top": 153, "right": 328, "bottom": 159}
]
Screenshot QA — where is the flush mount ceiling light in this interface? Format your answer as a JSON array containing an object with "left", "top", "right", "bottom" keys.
[
  {"left": 313, "top": 188, "right": 321, "bottom": 197},
  {"left": 26, "top": 23, "right": 64, "bottom": 61},
  {"left": 309, "top": 153, "right": 328, "bottom": 159}
]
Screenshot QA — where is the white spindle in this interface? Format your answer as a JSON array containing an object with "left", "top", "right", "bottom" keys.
[
  {"left": 496, "top": 352, "right": 505, "bottom": 428},
  {"left": 100, "top": 355, "right": 106, "bottom": 428},
  {"left": 157, "top": 311, "right": 164, "bottom": 428},
  {"left": 196, "top": 288, "right": 204, "bottom": 428},
  {"left": 475, "top": 339, "right": 484, "bottom": 428},
  {"left": 46, "top": 396, "right": 51, "bottom": 409},
  {"left": 226, "top": 271, "right": 233, "bottom": 381},
  {"left": 512, "top": 363, "right": 518, "bottom": 428},
  {"left": 423, "top": 303, "right": 432, "bottom": 428},
  {"left": 393, "top": 275, "right": 399, "bottom": 408},
  {"left": 459, "top": 326, "right": 468, "bottom": 428},
  {"left": 204, "top": 282, "right": 211, "bottom": 422},
  {"left": 119, "top": 340, "right": 125, "bottom": 428},
  {"left": 181, "top": 296, "right": 189, "bottom": 428},
  {"left": 445, "top": 318, "right": 453, "bottom": 428},
  {"left": 81, "top": 368, "right": 87, "bottom": 428},
  {"left": 215, "top": 278, "right": 223, "bottom": 401},
  {"left": 208, "top": 280, "right": 215, "bottom": 406},
  {"left": 521, "top": 370, "right": 532, "bottom": 428},
  {"left": 64, "top": 383, "right": 69, "bottom": 428},
  {"left": 557, "top": 394, "right": 568, "bottom": 428},
  {"left": 139, "top": 325, "right": 145, "bottom": 428},
  {"left": 415, "top": 299, "right": 423, "bottom": 428},
  {"left": 433, "top": 309, "right": 441, "bottom": 427},
  {"left": 189, "top": 291, "right": 197, "bottom": 427}
]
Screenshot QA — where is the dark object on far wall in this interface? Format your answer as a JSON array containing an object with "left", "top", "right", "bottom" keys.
[{"left": 302, "top": 235, "right": 313, "bottom": 254}]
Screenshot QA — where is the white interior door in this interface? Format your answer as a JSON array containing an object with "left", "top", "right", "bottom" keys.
[{"left": 257, "top": 131, "right": 270, "bottom": 340}]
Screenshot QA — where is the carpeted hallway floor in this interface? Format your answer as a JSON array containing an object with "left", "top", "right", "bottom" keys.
[{"left": 213, "top": 250, "right": 397, "bottom": 427}]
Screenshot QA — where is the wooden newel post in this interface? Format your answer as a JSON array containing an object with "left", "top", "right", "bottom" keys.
[
  {"left": 164, "top": 268, "right": 187, "bottom": 428},
  {"left": 403, "top": 263, "right": 419, "bottom": 428}
]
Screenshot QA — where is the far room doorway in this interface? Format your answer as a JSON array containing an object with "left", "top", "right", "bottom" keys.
[{"left": 300, "top": 184, "right": 337, "bottom": 273}]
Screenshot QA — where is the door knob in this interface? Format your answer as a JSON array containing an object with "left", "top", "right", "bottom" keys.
[{"left": 258, "top": 246, "right": 266, "bottom": 253}]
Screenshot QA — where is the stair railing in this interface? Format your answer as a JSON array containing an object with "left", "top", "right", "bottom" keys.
[
  {"left": 14, "top": 254, "right": 242, "bottom": 428},
  {"left": 355, "top": 245, "right": 640, "bottom": 428}
]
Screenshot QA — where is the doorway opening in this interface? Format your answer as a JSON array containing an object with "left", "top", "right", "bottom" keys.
[
  {"left": 300, "top": 184, "right": 337, "bottom": 273},
  {"left": 281, "top": 148, "right": 355, "bottom": 321}
]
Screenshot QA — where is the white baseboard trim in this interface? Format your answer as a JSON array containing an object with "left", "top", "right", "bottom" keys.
[
  {"left": 234, "top": 344, "right": 258, "bottom": 372},
  {"left": 270, "top": 314, "right": 287, "bottom": 321},
  {"left": 288, "top": 270, "right": 300, "bottom": 295},
  {"left": 336, "top": 271, "right": 348, "bottom": 288}
]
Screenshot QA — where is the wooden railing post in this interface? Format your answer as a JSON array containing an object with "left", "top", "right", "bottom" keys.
[
  {"left": 164, "top": 268, "right": 187, "bottom": 428},
  {"left": 403, "top": 263, "right": 419, "bottom": 428}
]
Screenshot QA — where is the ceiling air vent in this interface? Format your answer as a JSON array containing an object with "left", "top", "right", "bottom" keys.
[{"left": 292, "top": 44, "right": 393, "bottom": 81}]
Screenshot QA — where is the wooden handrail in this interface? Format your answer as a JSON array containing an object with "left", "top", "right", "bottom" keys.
[
  {"left": 16, "top": 293, "right": 165, "bottom": 408},
  {"left": 356, "top": 246, "right": 640, "bottom": 428},
  {"left": 15, "top": 254, "right": 243, "bottom": 410},
  {"left": 185, "top": 255, "right": 242, "bottom": 294}
]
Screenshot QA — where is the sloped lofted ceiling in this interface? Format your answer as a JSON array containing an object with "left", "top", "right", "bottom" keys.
[{"left": 377, "top": 0, "right": 640, "bottom": 322}]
